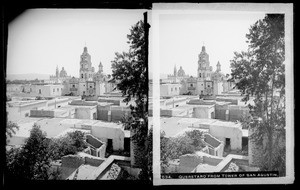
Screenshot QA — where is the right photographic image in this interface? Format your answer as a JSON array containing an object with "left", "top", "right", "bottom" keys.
[{"left": 151, "top": 3, "right": 294, "bottom": 185}]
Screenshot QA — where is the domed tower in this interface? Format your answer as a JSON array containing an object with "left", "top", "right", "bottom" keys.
[
  {"left": 56, "top": 65, "right": 59, "bottom": 78},
  {"left": 98, "top": 62, "right": 103, "bottom": 74},
  {"left": 79, "top": 46, "right": 94, "bottom": 80},
  {"left": 197, "top": 45, "right": 212, "bottom": 79},
  {"left": 60, "top": 67, "right": 67, "bottom": 78},
  {"left": 178, "top": 66, "right": 186, "bottom": 77},
  {"left": 216, "top": 61, "right": 221, "bottom": 72},
  {"left": 212, "top": 61, "right": 225, "bottom": 82},
  {"left": 173, "top": 65, "right": 177, "bottom": 77},
  {"left": 95, "top": 61, "right": 106, "bottom": 96}
]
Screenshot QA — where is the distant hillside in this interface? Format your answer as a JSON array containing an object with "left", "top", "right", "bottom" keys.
[
  {"left": 7, "top": 72, "right": 170, "bottom": 81},
  {"left": 6, "top": 73, "right": 51, "bottom": 81}
]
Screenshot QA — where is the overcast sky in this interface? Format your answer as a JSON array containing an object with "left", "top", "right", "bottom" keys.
[
  {"left": 7, "top": 9, "right": 144, "bottom": 77},
  {"left": 159, "top": 11, "right": 266, "bottom": 77}
]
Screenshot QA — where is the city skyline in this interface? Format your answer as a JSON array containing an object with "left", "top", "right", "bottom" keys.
[
  {"left": 6, "top": 9, "right": 144, "bottom": 78},
  {"left": 159, "top": 11, "right": 266, "bottom": 77}
]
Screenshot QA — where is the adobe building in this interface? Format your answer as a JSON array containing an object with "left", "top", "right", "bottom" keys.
[
  {"left": 21, "top": 84, "right": 64, "bottom": 97},
  {"left": 156, "top": 116, "right": 243, "bottom": 151}
]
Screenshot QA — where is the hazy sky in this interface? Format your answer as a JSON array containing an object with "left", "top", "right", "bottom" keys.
[
  {"left": 7, "top": 9, "right": 144, "bottom": 77},
  {"left": 159, "top": 12, "right": 266, "bottom": 76}
]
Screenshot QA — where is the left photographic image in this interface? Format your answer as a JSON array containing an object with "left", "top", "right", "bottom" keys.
[{"left": 5, "top": 9, "right": 151, "bottom": 181}]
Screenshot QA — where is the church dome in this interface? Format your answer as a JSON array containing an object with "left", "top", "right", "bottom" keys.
[
  {"left": 177, "top": 66, "right": 186, "bottom": 77},
  {"left": 59, "top": 67, "right": 67, "bottom": 78}
]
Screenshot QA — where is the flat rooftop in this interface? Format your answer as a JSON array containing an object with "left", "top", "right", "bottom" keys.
[
  {"left": 210, "top": 120, "right": 241, "bottom": 128},
  {"left": 149, "top": 117, "right": 198, "bottom": 138},
  {"left": 8, "top": 117, "right": 44, "bottom": 139},
  {"left": 9, "top": 117, "right": 114, "bottom": 140},
  {"left": 55, "top": 128, "right": 91, "bottom": 138},
  {"left": 7, "top": 100, "right": 47, "bottom": 107},
  {"left": 98, "top": 97, "right": 123, "bottom": 100},
  {"left": 52, "top": 105, "right": 76, "bottom": 112},
  {"left": 35, "top": 118, "right": 75, "bottom": 138},
  {"left": 97, "top": 102, "right": 114, "bottom": 106},
  {"left": 215, "top": 101, "right": 232, "bottom": 106},
  {"left": 68, "top": 164, "right": 99, "bottom": 180},
  {"left": 92, "top": 120, "right": 124, "bottom": 129},
  {"left": 67, "top": 104, "right": 97, "bottom": 109},
  {"left": 150, "top": 117, "right": 241, "bottom": 138},
  {"left": 193, "top": 104, "right": 215, "bottom": 108},
  {"left": 167, "top": 104, "right": 197, "bottom": 110},
  {"left": 173, "top": 127, "right": 209, "bottom": 138},
  {"left": 10, "top": 117, "right": 43, "bottom": 125}
]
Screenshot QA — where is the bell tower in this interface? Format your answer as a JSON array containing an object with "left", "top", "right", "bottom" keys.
[
  {"left": 197, "top": 45, "right": 211, "bottom": 79},
  {"left": 216, "top": 61, "right": 221, "bottom": 72},
  {"left": 56, "top": 65, "right": 59, "bottom": 78},
  {"left": 98, "top": 62, "right": 103, "bottom": 74},
  {"left": 79, "top": 46, "right": 93, "bottom": 80},
  {"left": 174, "top": 65, "right": 177, "bottom": 77}
]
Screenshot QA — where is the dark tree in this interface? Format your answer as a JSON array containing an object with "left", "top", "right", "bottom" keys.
[
  {"left": 160, "top": 130, "right": 205, "bottom": 173},
  {"left": 111, "top": 18, "right": 150, "bottom": 181},
  {"left": 6, "top": 124, "right": 52, "bottom": 180},
  {"left": 185, "top": 130, "right": 205, "bottom": 150},
  {"left": 229, "top": 14, "right": 285, "bottom": 175},
  {"left": 6, "top": 120, "right": 19, "bottom": 143},
  {"left": 49, "top": 131, "right": 87, "bottom": 160}
]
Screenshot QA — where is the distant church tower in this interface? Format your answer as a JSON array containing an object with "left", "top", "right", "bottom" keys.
[
  {"left": 95, "top": 61, "right": 106, "bottom": 96},
  {"left": 56, "top": 65, "right": 59, "bottom": 78},
  {"left": 79, "top": 47, "right": 95, "bottom": 81},
  {"left": 216, "top": 61, "right": 221, "bottom": 72},
  {"left": 98, "top": 62, "right": 103, "bottom": 74},
  {"left": 197, "top": 46, "right": 212, "bottom": 79},
  {"left": 174, "top": 65, "right": 177, "bottom": 77}
]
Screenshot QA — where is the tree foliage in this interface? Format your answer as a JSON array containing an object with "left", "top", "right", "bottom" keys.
[
  {"left": 6, "top": 125, "right": 87, "bottom": 180},
  {"left": 229, "top": 14, "right": 285, "bottom": 175},
  {"left": 6, "top": 120, "right": 19, "bottom": 143},
  {"left": 160, "top": 130, "right": 205, "bottom": 172},
  {"left": 111, "top": 19, "right": 150, "bottom": 181},
  {"left": 6, "top": 124, "right": 52, "bottom": 180},
  {"left": 48, "top": 131, "right": 87, "bottom": 160}
]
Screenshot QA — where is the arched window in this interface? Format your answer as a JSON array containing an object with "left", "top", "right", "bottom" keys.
[{"left": 81, "top": 74, "right": 84, "bottom": 79}]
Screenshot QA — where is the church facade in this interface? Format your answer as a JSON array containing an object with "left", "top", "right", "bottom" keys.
[
  {"left": 168, "top": 46, "right": 234, "bottom": 96},
  {"left": 53, "top": 46, "right": 115, "bottom": 97}
]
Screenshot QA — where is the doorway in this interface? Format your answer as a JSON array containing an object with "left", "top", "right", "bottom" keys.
[
  {"left": 124, "top": 137, "right": 130, "bottom": 156},
  {"left": 107, "top": 139, "right": 113, "bottom": 153},
  {"left": 225, "top": 138, "right": 231, "bottom": 150},
  {"left": 210, "top": 111, "right": 215, "bottom": 119}
]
